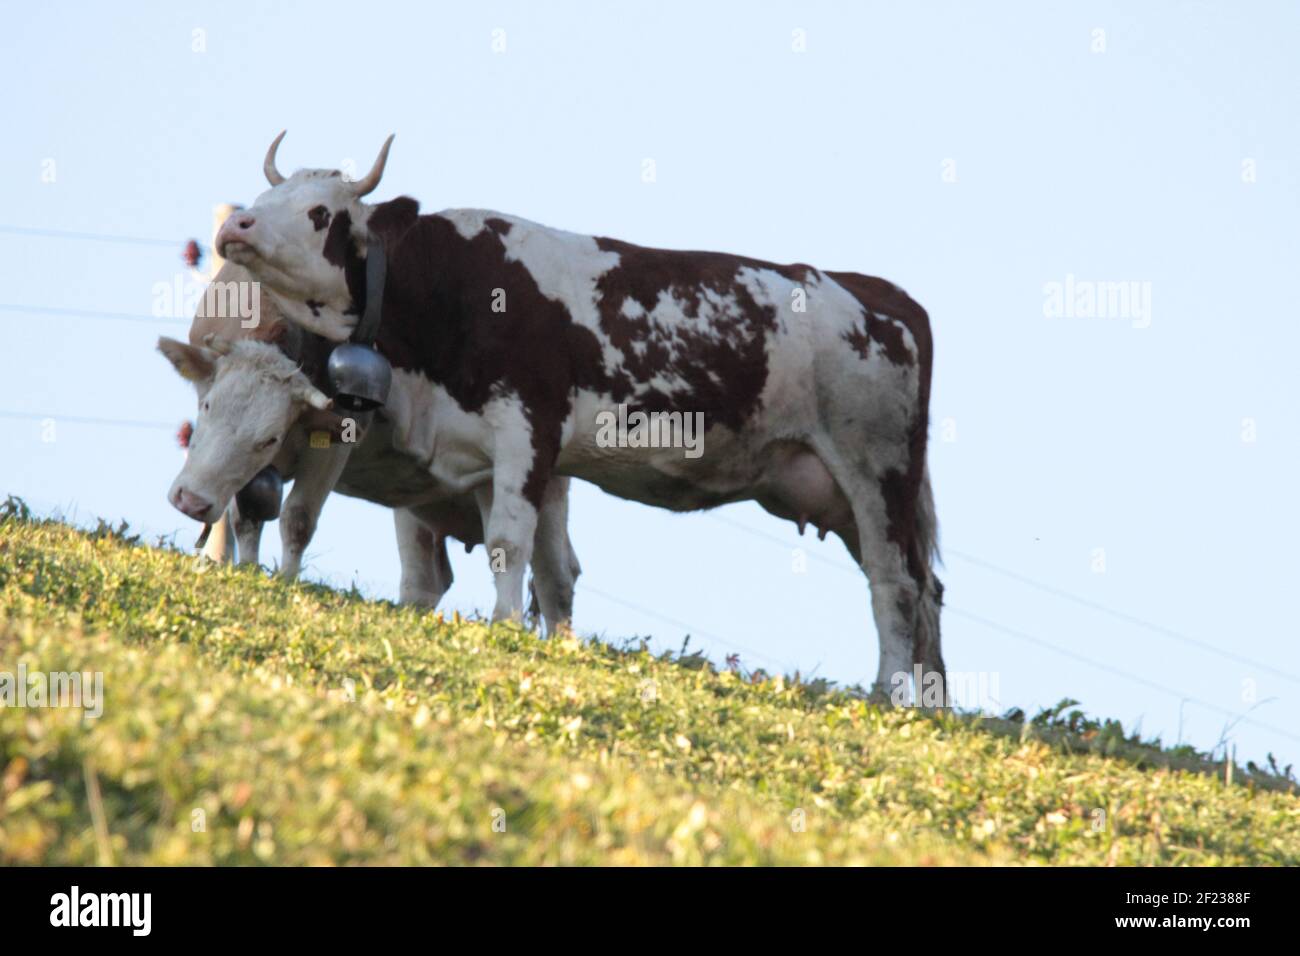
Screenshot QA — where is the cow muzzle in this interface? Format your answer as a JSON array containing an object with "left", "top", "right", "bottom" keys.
[
  {"left": 215, "top": 213, "right": 259, "bottom": 260},
  {"left": 171, "top": 486, "right": 216, "bottom": 522}
]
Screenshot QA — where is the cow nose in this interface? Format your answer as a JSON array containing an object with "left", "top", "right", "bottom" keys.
[
  {"left": 216, "top": 213, "right": 258, "bottom": 255},
  {"left": 171, "top": 486, "right": 214, "bottom": 522}
]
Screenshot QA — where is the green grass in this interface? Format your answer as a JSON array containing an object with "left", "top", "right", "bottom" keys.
[{"left": 1, "top": 502, "right": 1297, "bottom": 865}]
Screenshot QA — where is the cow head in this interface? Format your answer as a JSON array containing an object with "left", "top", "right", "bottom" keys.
[
  {"left": 159, "top": 335, "right": 330, "bottom": 523},
  {"left": 214, "top": 132, "right": 395, "bottom": 339}
]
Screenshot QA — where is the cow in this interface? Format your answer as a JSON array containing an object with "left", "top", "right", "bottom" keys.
[
  {"left": 163, "top": 265, "right": 581, "bottom": 630},
  {"left": 216, "top": 132, "right": 945, "bottom": 698}
]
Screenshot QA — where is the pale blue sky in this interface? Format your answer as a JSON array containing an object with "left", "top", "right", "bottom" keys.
[{"left": 3, "top": 1, "right": 1297, "bottom": 770}]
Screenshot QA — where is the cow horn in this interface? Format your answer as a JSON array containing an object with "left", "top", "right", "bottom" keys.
[
  {"left": 263, "top": 130, "right": 287, "bottom": 186},
  {"left": 349, "top": 134, "right": 395, "bottom": 197}
]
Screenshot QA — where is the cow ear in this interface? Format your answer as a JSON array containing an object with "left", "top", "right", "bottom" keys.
[
  {"left": 158, "top": 336, "right": 217, "bottom": 384},
  {"left": 290, "top": 374, "right": 331, "bottom": 410}
]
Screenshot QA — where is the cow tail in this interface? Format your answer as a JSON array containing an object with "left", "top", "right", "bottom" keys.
[{"left": 913, "top": 464, "right": 946, "bottom": 684}]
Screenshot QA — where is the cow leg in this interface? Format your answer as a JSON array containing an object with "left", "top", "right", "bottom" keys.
[
  {"left": 813, "top": 443, "right": 945, "bottom": 705},
  {"left": 201, "top": 508, "right": 236, "bottom": 563},
  {"left": 528, "top": 476, "right": 579, "bottom": 635},
  {"left": 279, "top": 443, "right": 351, "bottom": 579},
  {"left": 229, "top": 499, "right": 264, "bottom": 567},
  {"left": 473, "top": 477, "right": 538, "bottom": 625},
  {"left": 394, "top": 507, "right": 453, "bottom": 608}
]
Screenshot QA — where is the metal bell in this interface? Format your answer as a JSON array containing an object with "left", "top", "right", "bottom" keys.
[
  {"left": 327, "top": 342, "right": 392, "bottom": 411},
  {"left": 234, "top": 465, "right": 283, "bottom": 523}
]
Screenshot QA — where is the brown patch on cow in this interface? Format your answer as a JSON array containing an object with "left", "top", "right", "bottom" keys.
[
  {"left": 366, "top": 196, "right": 421, "bottom": 242},
  {"left": 842, "top": 319, "right": 908, "bottom": 366},
  {"left": 322, "top": 209, "right": 355, "bottom": 270},
  {"left": 826, "top": 271, "right": 926, "bottom": 369},
  {"left": 321, "top": 208, "right": 369, "bottom": 320},
  {"left": 879, "top": 466, "right": 924, "bottom": 582},
  {"left": 308, "top": 205, "right": 332, "bottom": 232},
  {"left": 591, "top": 239, "right": 817, "bottom": 431}
]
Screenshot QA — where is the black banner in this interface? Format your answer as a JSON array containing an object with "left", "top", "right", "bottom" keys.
[{"left": 0, "top": 865, "right": 1290, "bottom": 941}]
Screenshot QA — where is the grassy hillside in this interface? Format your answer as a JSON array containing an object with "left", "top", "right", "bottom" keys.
[{"left": 1, "top": 501, "right": 1297, "bottom": 865}]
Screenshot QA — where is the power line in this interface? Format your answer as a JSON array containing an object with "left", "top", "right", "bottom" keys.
[
  {"left": 0, "top": 410, "right": 175, "bottom": 431},
  {"left": 944, "top": 546, "right": 1300, "bottom": 685},
  {"left": 0, "top": 303, "right": 187, "bottom": 326},
  {"left": 704, "top": 512, "right": 1299, "bottom": 747},
  {"left": 0, "top": 224, "right": 205, "bottom": 252},
  {"left": 708, "top": 512, "right": 1300, "bottom": 687},
  {"left": 948, "top": 606, "right": 1300, "bottom": 746}
]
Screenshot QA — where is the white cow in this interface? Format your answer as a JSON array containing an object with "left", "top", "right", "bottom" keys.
[{"left": 164, "top": 265, "right": 580, "bottom": 628}]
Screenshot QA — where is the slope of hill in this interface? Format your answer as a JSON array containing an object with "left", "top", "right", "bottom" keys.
[{"left": 1, "top": 501, "right": 1296, "bottom": 865}]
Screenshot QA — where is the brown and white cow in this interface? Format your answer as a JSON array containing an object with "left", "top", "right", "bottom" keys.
[
  {"left": 216, "top": 133, "right": 944, "bottom": 697},
  {"left": 163, "top": 263, "right": 581, "bottom": 628}
]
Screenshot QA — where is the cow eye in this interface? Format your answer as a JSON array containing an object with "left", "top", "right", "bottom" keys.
[
  {"left": 308, "top": 205, "right": 332, "bottom": 231},
  {"left": 257, "top": 435, "right": 278, "bottom": 451}
]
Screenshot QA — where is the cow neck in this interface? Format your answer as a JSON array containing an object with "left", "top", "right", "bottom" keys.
[{"left": 370, "top": 214, "right": 469, "bottom": 392}]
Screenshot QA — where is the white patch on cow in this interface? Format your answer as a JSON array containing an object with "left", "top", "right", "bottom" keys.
[
  {"left": 381, "top": 368, "right": 496, "bottom": 494},
  {"left": 268, "top": 290, "right": 356, "bottom": 342},
  {"left": 495, "top": 216, "right": 620, "bottom": 309},
  {"left": 441, "top": 208, "right": 499, "bottom": 241}
]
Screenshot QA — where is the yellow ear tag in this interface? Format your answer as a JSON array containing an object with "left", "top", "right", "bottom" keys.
[{"left": 309, "top": 430, "right": 331, "bottom": 449}]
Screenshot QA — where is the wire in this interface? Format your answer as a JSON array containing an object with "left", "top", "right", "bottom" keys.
[
  {"left": 705, "top": 512, "right": 1299, "bottom": 747},
  {"left": 0, "top": 303, "right": 187, "bottom": 326},
  {"left": 0, "top": 224, "right": 206, "bottom": 253},
  {"left": 708, "top": 513, "right": 1300, "bottom": 686},
  {"left": 948, "top": 606, "right": 1300, "bottom": 745},
  {"left": 945, "top": 546, "right": 1300, "bottom": 685},
  {"left": 0, "top": 410, "right": 175, "bottom": 431}
]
